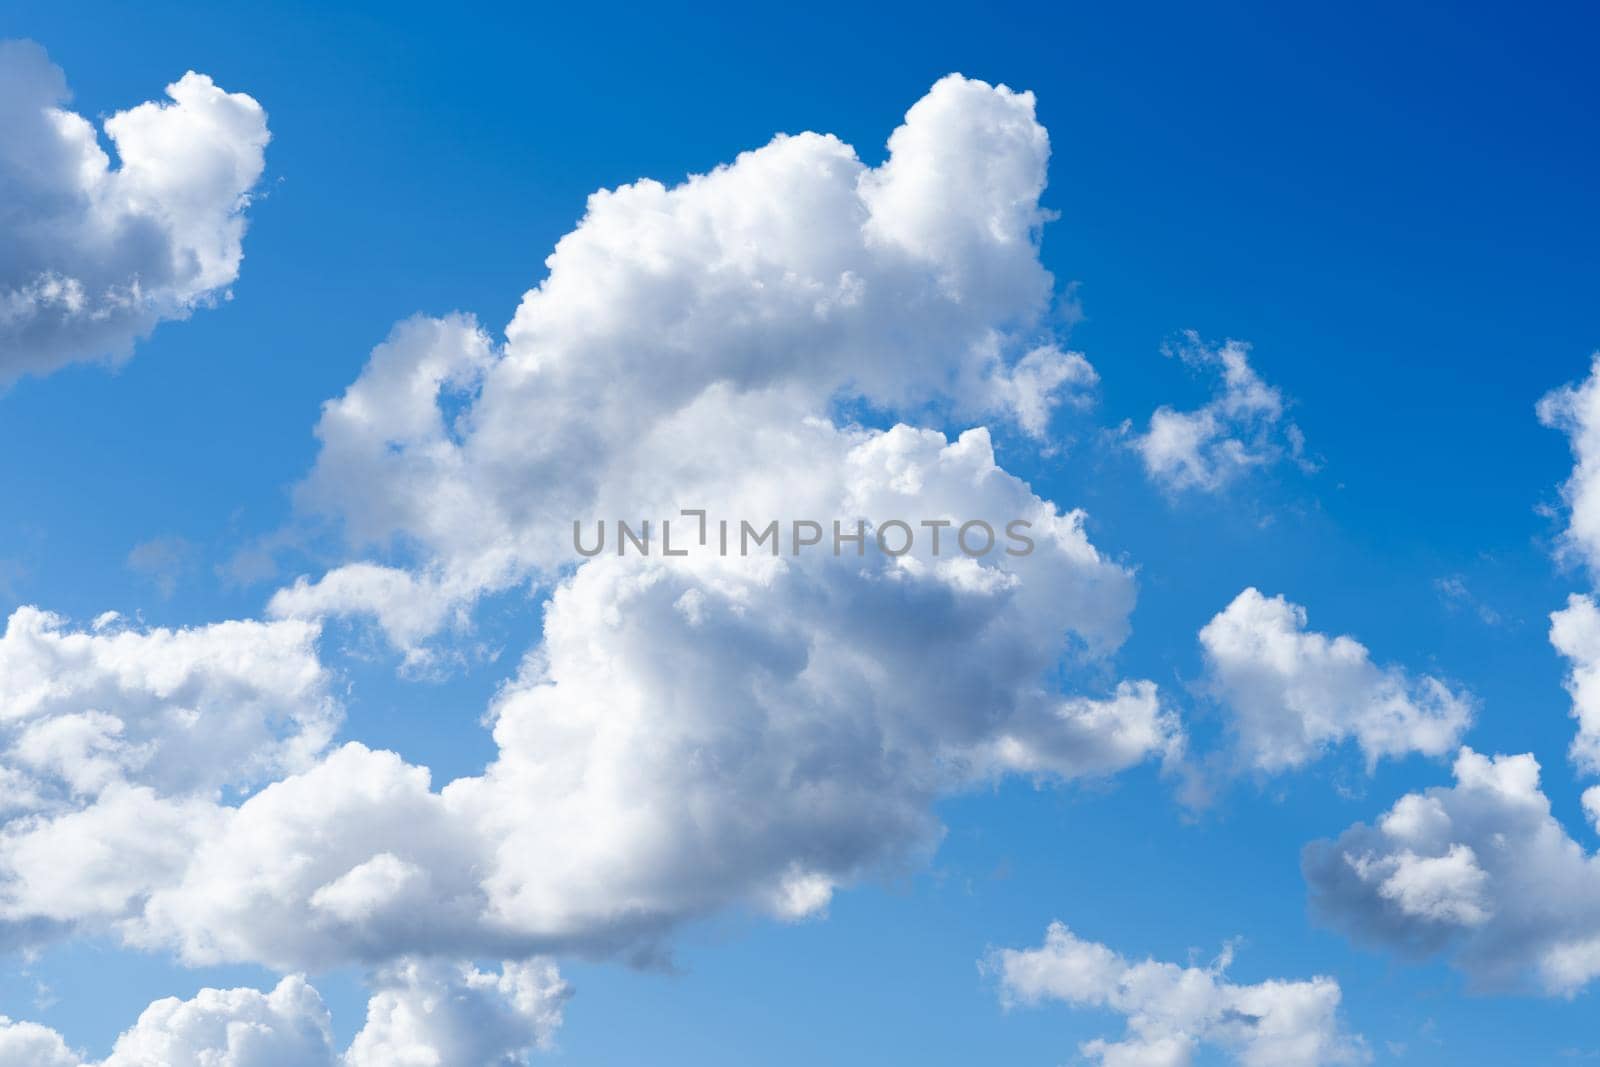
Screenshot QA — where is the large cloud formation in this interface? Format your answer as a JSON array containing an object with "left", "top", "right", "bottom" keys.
[
  {"left": 0, "top": 74, "right": 1182, "bottom": 1011},
  {"left": 0, "top": 958, "right": 568, "bottom": 1067},
  {"left": 0, "top": 40, "right": 268, "bottom": 382},
  {"left": 52, "top": 409, "right": 1177, "bottom": 973},
  {"left": 988, "top": 922, "right": 1367, "bottom": 1066},
  {"left": 272, "top": 73, "right": 1100, "bottom": 656}
]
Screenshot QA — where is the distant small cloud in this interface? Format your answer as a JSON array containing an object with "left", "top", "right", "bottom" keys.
[
  {"left": 1125, "top": 331, "right": 1313, "bottom": 494},
  {"left": 1433, "top": 574, "right": 1503, "bottom": 626},
  {"left": 127, "top": 535, "right": 194, "bottom": 598}
]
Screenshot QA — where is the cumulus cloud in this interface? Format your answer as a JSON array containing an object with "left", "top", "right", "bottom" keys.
[
  {"left": 0, "top": 607, "right": 335, "bottom": 938},
  {"left": 129, "top": 419, "right": 1176, "bottom": 970},
  {"left": 1544, "top": 357, "right": 1600, "bottom": 774},
  {"left": 0, "top": 76, "right": 1182, "bottom": 974},
  {"left": 0, "top": 961, "right": 567, "bottom": 1067},
  {"left": 0, "top": 39, "right": 268, "bottom": 382},
  {"left": 1304, "top": 359, "right": 1600, "bottom": 995},
  {"left": 0, "top": 1017, "right": 79, "bottom": 1067},
  {"left": 0, "top": 607, "right": 335, "bottom": 805},
  {"left": 96, "top": 976, "right": 336, "bottom": 1067},
  {"left": 1541, "top": 362, "right": 1600, "bottom": 777},
  {"left": 1199, "top": 588, "right": 1472, "bottom": 773},
  {"left": 345, "top": 958, "right": 569, "bottom": 1067},
  {"left": 1130, "top": 332, "right": 1306, "bottom": 493},
  {"left": 988, "top": 922, "right": 1367, "bottom": 1066},
  {"left": 276, "top": 74, "right": 1095, "bottom": 654},
  {"left": 1550, "top": 594, "right": 1600, "bottom": 774},
  {"left": 1305, "top": 746, "right": 1600, "bottom": 994},
  {"left": 1539, "top": 354, "right": 1600, "bottom": 573}
]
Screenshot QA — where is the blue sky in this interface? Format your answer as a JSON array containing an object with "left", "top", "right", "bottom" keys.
[{"left": 2, "top": 2, "right": 1600, "bottom": 1064}]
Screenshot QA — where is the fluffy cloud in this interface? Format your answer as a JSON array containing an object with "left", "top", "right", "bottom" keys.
[
  {"left": 0, "top": 1018, "right": 79, "bottom": 1067},
  {"left": 1538, "top": 354, "right": 1600, "bottom": 572},
  {"left": 277, "top": 74, "right": 1095, "bottom": 653},
  {"left": 1549, "top": 593, "right": 1600, "bottom": 774},
  {"left": 0, "top": 961, "right": 566, "bottom": 1067},
  {"left": 1543, "top": 359, "right": 1600, "bottom": 775},
  {"left": 0, "top": 76, "right": 1181, "bottom": 974},
  {"left": 131, "top": 418, "right": 1176, "bottom": 970},
  {"left": 345, "top": 959, "right": 569, "bottom": 1067},
  {"left": 1131, "top": 332, "right": 1306, "bottom": 493},
  {"left": 988, "top": 922, "right": 1367, "bottom": 1066},
  {"left": 0, "top": 607, "right": 334, "bottom": 936},
  {"left": 1302, "top": 359, "right": 1600, "bottom": 994},
  {"left": 96, "top": 977, "right": 336, "bottom": 1067},
  {"left": 0, "top": 39, "right": 268, "bottom": 382},
  {"left": 0, "top": 607, "right": 334, "bottom": 804},
  {"left": 1199, "top": 588, "right": 1472, "bottom": 773},
  {"left": 1304, "top": 747, "right": 1600, "bottom": 994}
]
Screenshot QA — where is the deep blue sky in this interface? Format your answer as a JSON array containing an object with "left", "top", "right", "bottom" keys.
[{"left": 3, "top": 1, "right": 1599, "bottom": 1062}]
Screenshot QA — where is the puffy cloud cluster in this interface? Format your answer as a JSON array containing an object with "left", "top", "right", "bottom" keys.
[
  {"left": 345, "top": 958, "right": 569, "bottom": 1067},
  {"left": 0, "top": 607, "right": 334, "bottom": 805},
  {"left": 1304, "top": 747, "right": 1600, "bottom": 994},
  {"left": 0, "top": 40, "right": 268, "bottom": 382},
  {"left": 276, "top": 74, "right": 1098, "bottom": 655},
  {"left": 1541, "top": 360, "right": 1600, "bottom": 775},
  {"left": 121, "top": 420, "right": 1176, "bottom": 971},
  {"left": 1539, "top": 354, "right": 1600, "bottom": 574},
  {"left": 1199, "top": 588, "right": 1472, "bottom": 773},
  {"left": 988, "top": 922, "right": 1367, "bottom": 1067},
  {"left": 0, "top": 608, "right": 335, "bottom": 936},
  {"left": 0, "top": 960, "right": 567, "bottom": 1067},
  {"left": 1131, "top": 332, "right": 1305, "bottom": 493},
  {"left": 0, "top": 77, "right": 1181, "bottom": 981},
  {"left": 1549, "top": 593, "right": 1600, "bottom": 776},
  {"left": 0, "top": 1017, "right": 78, "bottom": 1067},
  {"left": 1301, "top": 357, "right": 1600, "bottom": 995}
]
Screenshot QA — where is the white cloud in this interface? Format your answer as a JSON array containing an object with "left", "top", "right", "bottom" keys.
[
  {"left": 0, "top": 1017, "right": 79, "bottom": 1067},
  {"left": 0, "top": 962, "right": 567, "bottom": 1067},
  {"left": 0, "top": 40, "right": 269, "bottom": 381},
  {"left": 1540, "top": 362, "right": 1600, "bottom": 790},
  {"left": 97, "top": 977, "right": 336, "bottom": 1067},
  {"left": 988, "top": 922, "right": 1367, "bottom": 1067},
  {"left": 1305, "top": 747, "right": 1600, "bottom": 994},
  {"left": 0, "top": 75, "right": 1180, "bottom": 986},
  {"left": 1131, "top": 332, "right": 1306, "bottom": 493},
  {"left": 0, "top": 418, "right": 1178, "bottom": 971},
  {"left": 0, "top": 607, "right": 335, "bottom": 805},
  {"left": 0, "top": 607, "right": 335, "bottom": 938},
  {"left": 127, "top": 416, "right": 1177, "bottom": 970},
  {"left": 1539, "top": 354, "right": 1600, "bottom": 573},
  {"left": 277, "top": 74, "right": 1093, "bottom": 655},
  {"left": 345, "top": 958, "right": 569, "bottom": 1067},
  {"left": 1303, "top": 360, "right": 1600, "bottom": 995},
  {"left": 1550, "top": 594, "right": 1600, "bottom": 775},
  {"left": 1199, "top": 588, "right": 1472, "bottom": 773}
]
